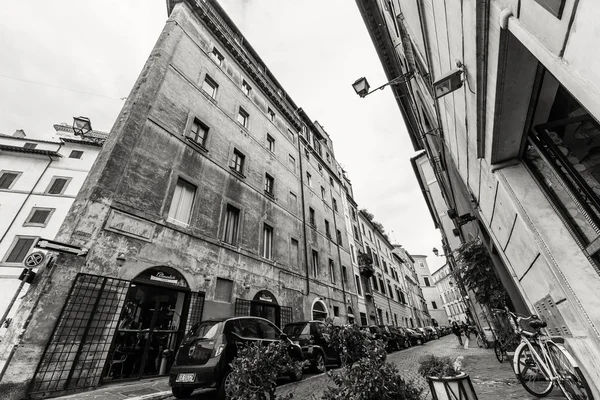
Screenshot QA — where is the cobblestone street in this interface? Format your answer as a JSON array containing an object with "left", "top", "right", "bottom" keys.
[{"left": 172, "top": 334, "right": 567, "bottom": 400}]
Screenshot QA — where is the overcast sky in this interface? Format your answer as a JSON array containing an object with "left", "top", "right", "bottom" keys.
[{"left": 0, "top": 0, "right": 445, "bottom": 273}]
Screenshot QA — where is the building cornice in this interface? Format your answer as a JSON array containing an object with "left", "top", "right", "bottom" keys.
[{"left": 0, "top": 144, "right": 62, "bottom": 158}]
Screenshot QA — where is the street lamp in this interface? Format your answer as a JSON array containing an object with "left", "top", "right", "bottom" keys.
[
  {"left": 352, "top": 71, "right": 414, "bottom": 98},
  {"left": 72, "top": 116, "right": 92, "bottom": 136}
]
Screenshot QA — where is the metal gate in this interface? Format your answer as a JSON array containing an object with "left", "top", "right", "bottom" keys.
[
  {"left": 234, "top": 298, "right": 293, "bottom": 328},
  {"left": 185, "top": 291, "right": 206, "bottom": 332},
  {"left": 29, "top": 274, "right": 129, "bottom": 397}
]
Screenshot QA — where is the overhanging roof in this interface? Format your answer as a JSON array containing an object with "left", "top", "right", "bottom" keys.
[{"left": 0, "top": 144, "right": 62, "bottom": 158}]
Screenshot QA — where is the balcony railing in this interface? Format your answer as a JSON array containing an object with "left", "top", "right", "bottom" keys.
[{"left": 525, "top": 115, "right": 600, "bottom": 273}]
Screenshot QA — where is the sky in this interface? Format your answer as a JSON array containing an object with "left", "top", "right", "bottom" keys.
[{"left": 0, "top": 0, "right": 445, "bottom": 273}]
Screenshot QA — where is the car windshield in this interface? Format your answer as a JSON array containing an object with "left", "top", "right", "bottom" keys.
[
  {"left": 284, "top": 323, "right": 310, "bottom": 338},
  {"left": 187, "top": 321, "right": 221, "bottom": 339}
]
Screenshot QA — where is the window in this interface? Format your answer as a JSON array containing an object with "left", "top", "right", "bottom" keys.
[
  {"left": 355, "top": 275, "right": 362, "bottom": 295},
  {"left": 306, "top": 172, "right": 312, "bottom": 187},
  {"left": 353, "top": 225, "right": 360, "bottom": 239},
  {"left": 287, "top": 129, "right": 295, "bottom": 142},
  {"left": 360, "top": 312, "right": 368, "bottom": 326},
  {"left": 329, "top": 176, "right": 334, "bottom": 186},
  {"left": 351, "top": 208, "right": 356, "bottom": 220},
  {"left": 432, "top": 301, "right": 438, "bottom": 309},
  {"left": 24, "top": 208, "right": 54, "bottom": 227},
  {"left": 350, "top": 245, "right": 356, "bottom": 263},
  {"left": 267, "top": 107, "right": 276, "bottom": 122},
  {"left": 288, "top": 154, "right": 295, "bottom": 171},
  {"left": 168, "top": 178, "right": 196, "bottom": 225},
  {"left": 368, "top": 231, "right": 373, "bottom": 241},
  {"left": 325, "top": 220, "right": 331, "bottom": 238},
  {"left": 46, "top": 177, "right": 69, "bottom": 195},
  {"left": 69, "top": 150, "right": 83, "bottom": 159},
  {"left": 379, "top": 278, "right": 385, "bottom": 294},
  {"left": 383, "top": 261, "right": 388, "bottom": 273},
  {"left": 291, "top": 239, "right": 299, "bottom": 269},
  {"left": 419, "top": 261, "right": 425, "bottom": 268},
  {"left": 332, "top": 198, "right": 338, "bottom": 212},
  {"left": 329, "top": 259, "right": 335, "bottom": 283},
  {"left": 333, "top": 306, "right": 340, "bottom": 317},
  {"left": 424, "top": 277, "right": 430, "bottom": 286},
  {"left": 242, "top": 79, "right": 252, "bottom": 96},
  {"left": 361, "top": 224, "right": 365, "bottom": 234},
  {"left": 222, "top": 204, "right": 240, "bottom": 245},
  {"left": 336, "top": 229, "right": 342, "bottom": 245},
  {"left": 326, "top": 152, "right": 330, "bottom": 163},
  {"left": 230, "top": 149, "right": 245, "bottom": 174},
  {"left": 388, "top": 284, "right": 393, "bottom": 299},
  {"left": 23, "top": 142, "right": 37, "bottom": 149},
  {"left": 318, "top": 164, "right": 323, "bottom": 175},
  {"left": 372, "top": 276, "right": 379, "bottom": 291},
  {"left": 312, "top": 250, "right": 319, "bottom": 276},
  {"left": 304, "top": 149, "right": 310, "bottom": 160},
  {"left": 267, "top": 134, "right": 275, "bottom": 152},
  {"left": 210, "top": 47, "right": 224, "bottom": 66},
  {"left": 309, "top": 208, "right": 316, "bottom": 226},
  {"left": 264, "top": 173, "right": 274, "bottom": 195},
  {"left": 289, "top": 192, "right": 297, "bottom": 214},
  {"left": 373, "top": 255, "right": 379, "bottom": 267},
  {"left": 188, "top": 118, "right": 209, "bottom": 147},
  {"left": 4, "top": 236, "right": 37, "bottom": 263},
  {"left": 202, "top": 75, "right": 218, "bottom": 98},
  {"left": 0, "top": 171, "right": 20, "bottom": 190},
  {"left": 237, "top": 107, "right": 249, "bottom": 128},
  {"left": 263, "top": 224, "right": 273, "bottom": 259},
  {"left": 342, "top": 266, "right": 348, "bottom": 283},
  {"left": 321, "top": 186, "right": 326, "bottom": 199},
  {"left": 214, "top": 277, "right": 233, "bottom": 302}
]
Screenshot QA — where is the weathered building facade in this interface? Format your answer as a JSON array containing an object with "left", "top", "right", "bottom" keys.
[
  {"left": 357, "top": 0, "right": 600, "bottom": 394},
  {"left": 0, "top": 1, "right": 361, "bottom": 398},
  {"left": 412, "top": 255, "right": 447, "bottom": 326},
  {"left": 432, "top": 264, "right": 468, "bottom": 324}
]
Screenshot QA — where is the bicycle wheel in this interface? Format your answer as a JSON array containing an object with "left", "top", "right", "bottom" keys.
[
  {"left": 494, "top": 341, "right": 505, "bottom": 363},
  {"left": 547, "top": 342, "right": 594, "bottom": 400},
  {"left": 515, "top": 342, "right": 553, "bottom": 397}
]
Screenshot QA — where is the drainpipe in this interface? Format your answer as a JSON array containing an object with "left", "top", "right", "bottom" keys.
[
  {"left": 330, "top": 187, "right": 348, "bottom": 318},
  {"left": 296, "top": 136, "right": 311, "bottom": 295}
]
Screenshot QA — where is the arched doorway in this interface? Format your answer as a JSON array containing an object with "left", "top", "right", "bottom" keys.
[
  {"left": 311, "top": 300, "right": 328, "bottom": 321},
  {"left": 250, "top": 290, "right": 280, "bottom": 327},
  {"left": 105, "top": 267, "right": 190, "bottom": 381}
]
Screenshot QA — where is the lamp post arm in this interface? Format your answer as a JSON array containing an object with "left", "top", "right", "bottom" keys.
[{"left": 366, "top": 71, "right": 414, "bottom": 96}]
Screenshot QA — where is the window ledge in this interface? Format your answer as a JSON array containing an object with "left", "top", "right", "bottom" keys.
[
  {"left": 237, "top": 123, "right": 249, "bottom": 131},
  {"left": 186, "top": 137, "right": 208, "bottom": 153},
  {"left": 264, "top": 191, "right": 275, "bottom": 200},
  {"left": 166, "top": 217, "right": 190, "bottom": 228},
  {"left": 22, "top": 223, "right": 48, "bottom": 228},
  {"left": 229, "top": 167, "right": 246, "bottom": 179}
]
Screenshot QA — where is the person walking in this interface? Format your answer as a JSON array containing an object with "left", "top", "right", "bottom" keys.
[
  {"left": 452, "top": 321, "right": 463, "bottom": 346},
  {"left": 461, "top": 321, "right": 471, "bottom": 339}
]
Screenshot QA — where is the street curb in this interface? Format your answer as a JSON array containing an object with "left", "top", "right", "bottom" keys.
[{"left": 128, "top": 390, "right": 172, "bottom": 400}]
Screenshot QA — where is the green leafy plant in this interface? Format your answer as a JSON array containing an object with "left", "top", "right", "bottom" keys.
[
  {"left": 322, "top": 322, "right": 422, "bottom": 400},
  {"left": 453, "top": 239, "right": 508, "bottom": 309},
  {"left": 417, "top": 355, "right": 461, "bottom": 378},
  {"left": 226, "top": 341, "right": 304, "bottom": 400}
]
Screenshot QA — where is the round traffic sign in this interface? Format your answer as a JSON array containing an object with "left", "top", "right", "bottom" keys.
[{"left": 24, "top": 251, "right": 46, "bottom": 267}]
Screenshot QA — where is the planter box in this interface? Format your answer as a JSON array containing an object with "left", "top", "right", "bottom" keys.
[{"left": 427, "top": 373, "right": 478, "bottom": 400}]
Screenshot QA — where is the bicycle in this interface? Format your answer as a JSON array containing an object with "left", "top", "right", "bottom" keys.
[
  {"left": 475, "top": 329, "right": 488, "bottom": 349},
  {"left": 492, "top": 306, "right": 594, "bottom": 400}
]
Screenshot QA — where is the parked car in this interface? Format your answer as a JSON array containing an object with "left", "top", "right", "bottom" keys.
[
  {"left": 283, "top": 320, "right": 340, "bottom": 373},
  {"left": 378, "top": 325, "right": 407, "bottom": 351},
  {"left": 424, "top": 326, "right": 439, "bottom": 339},
  {"left": 388, "top": 326, "right": 410, "bottom": 349},
  {"left": 404, "top": 328, "right": 425, "bottom": 345},
  {"left": 366, "top": 325, "right": 388, "bottom": 343},
  {"left": 169, "top": 317, "right": 304, "bottom": 399},
  {"left": 415, "top": 327, "right": 431, "bottom": 341}
]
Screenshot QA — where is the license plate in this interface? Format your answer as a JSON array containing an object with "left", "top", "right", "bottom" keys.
[{"left": 176, "top": 373, "right": 195, "bottom": 383}]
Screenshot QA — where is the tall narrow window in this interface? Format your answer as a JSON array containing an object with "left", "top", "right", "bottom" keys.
[
  {"left": 329, "top": 176, "right": 334, "bottom": 186},
  {"left": 267, "top": 107, "right": 276, "bottom": 122},
  {"left": 289, "top": 192, "right": 297, "bottom": 214},
  {"left": 306, "top": 172, "right": 312, "bottom": 187},
  {"left": 325, "top": 220, "right": 331, "bottom": 238},
  {"left": 318, "top": 164, "right": 323, "bottom": 175},
  {"left": 263, "top": 224, "right": 273, "bottom": 259},
  {"left": 424, "top": 277, "right": 430, "bottom": 286},
  {"left": 332, "top": 198, "right": 338, "bottom": 212},
  {"left": 267, "top": 134, "right": 275, "bottom": 152},
  {"left": 223, "top": 204, "right": 240, "bottom": 245},
  {"left": 0, "top": 171, "right": 20, "bottom": 189},
  {"left": 69, "top": 150, "right": 83, "bottom": 159},
  {"left": 215, "top": 277, "right": 233, "bottom": 302},
  {"left": 372, "top": 276, "right": 379, "bottom": 291},
  {"left": 432, "top": 301, "right": 438, "bottom": 309},
  {"left": 230, "top": 149, "right": 245, "bottom": 174},
  {"left": 336, "top": 229, "right": 342, "bottom": 245},
  {"left": 342, "top": 265, "right": 348, "bottom": 283},
  {"left": 291, "top": 238, "right": 299, "bottom": 269},
  {"left": 321, "top": 186, "right": 326, "bottom": 199},
  {"left": 353, "top": 225, "right": 360, "bottom": 240},
  {"left": 46, "top": 177, "right": 69, "bottom": 195},
  {"left": 211, "top": 47, "right": 224, "bottom": 66},
  {"left": 4, "top": 237, "right": 37, "bottom": 263},
  {"left": 326, "top": 152, "right": 331, "bottom": 163},
  {"left": 202, "top": 75, "right": 218, "bottom": 99},
  {"left": 242, "top": 80, "right": 252, "bottom": 96},
  {"left": 288, "top": 155, "right": 295, "bottom": 171},
  {"left": 355, "top": 275, "right": 362, "bottom": 295},
  {"left": 168, "top": 178, "right": 196, "bottom": 225},
  {"left": 264, "top": 173, "right": 274, "bottom": 195},
  {"left": 237, "top": 107, "right": 249, "bottom": 128},
  {"left": 188, "top": 118, "right": 209, "bottom": 147},
  {"left": 329, "top": 259, "right": 336, "bottom": 283},
  {"left": 309, "top": 208, "right": 316, "bottom": 226},
  {"left": 350, "top": 244, "right": 356, "bottom": 263},
  {"left": 312, "top": 250, "right": 319, "bottom": 276}
]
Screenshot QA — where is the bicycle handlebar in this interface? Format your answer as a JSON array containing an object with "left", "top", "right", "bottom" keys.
[{"left": 491, "top": 306, "right": 544, "bottom": 336}]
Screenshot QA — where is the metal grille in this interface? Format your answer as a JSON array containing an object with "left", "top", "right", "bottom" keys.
[
  {"left": 280, "top": 306, "right": 293, "bottom": 328},
  {"left": 534, "top": 295, "right": 572, "bottom": 337},
  {"left": 235, "top": 298, "right": 252, "bottom": 317},
  {"left": 185, "top": 292, "right": 206, "bottom": 332},
  {"left": 30, "top": 274, "right": 129, "bottom": 397}
]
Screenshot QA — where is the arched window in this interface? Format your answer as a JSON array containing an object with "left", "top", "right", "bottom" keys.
[{"left": 312, "top": 300, "right": 328, "bottom": 321}]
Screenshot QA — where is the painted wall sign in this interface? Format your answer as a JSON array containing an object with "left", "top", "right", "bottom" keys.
[{"left": 105, "top": 209, "right": 156, "bottom": 242}]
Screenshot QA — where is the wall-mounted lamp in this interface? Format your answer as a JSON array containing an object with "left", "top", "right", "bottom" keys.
[
  {"left": 352, "top": 71, "right": 414, "bottom": 98},
  {"left": 116, "top": 252, "right": 126, "bottom": 267},
  {"left": 72, "top": 116, "right": 93, "bottom": 136},
  {"left": 433, "top": 66, "right": 463, "bottom": 99}
]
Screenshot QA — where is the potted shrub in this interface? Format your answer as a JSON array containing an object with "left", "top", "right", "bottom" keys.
[{"left": 418, "top": 355, "right": 478, "bottom": 400}]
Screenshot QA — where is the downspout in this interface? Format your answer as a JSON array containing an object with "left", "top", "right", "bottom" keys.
[
  {"left": 476, "top": 0, "right": 491, "bottom": 158},
  {"left": 330, "top": 188, "right": 348, "bottom": 317},
  {"left": 296, "top": 134, "right": 311, "bottom": 295}
]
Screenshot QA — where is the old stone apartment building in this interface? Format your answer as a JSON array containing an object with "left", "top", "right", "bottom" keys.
[{"left": 357, "top": 0, "right": 600, "bottom": 394}]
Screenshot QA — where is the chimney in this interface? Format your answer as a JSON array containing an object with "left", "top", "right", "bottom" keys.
[{"left": 13, "top": 129, "right": 26, "bottom": 138}]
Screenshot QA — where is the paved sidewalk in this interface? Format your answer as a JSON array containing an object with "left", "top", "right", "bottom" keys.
[{"left": 52, "top": 377, "right": 171, "bottom": 400}]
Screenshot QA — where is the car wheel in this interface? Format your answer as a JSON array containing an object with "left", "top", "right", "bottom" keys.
[
  {"left": 417, "top": 339, "right": 423, "bottom": 345},
  {"left": 216, "top": 370, "right": 232, "bottom": 400},
  {"left": 172, "top": 387, "right": 194, "bottom": 399},
  {"left": 404, "top": 340, "right": 410, "bottom": 349},
  {"left": 312, "top": 352, "right": 326, "bottom": 374}
]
